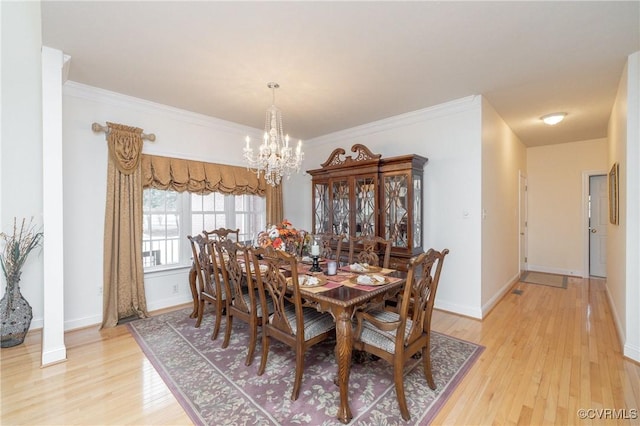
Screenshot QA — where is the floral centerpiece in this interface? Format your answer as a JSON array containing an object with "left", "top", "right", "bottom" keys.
[
  {"left": 255, "top": 219, "right": 311, "bottom": 255},
  {"left": 1, "top": 217, "right": 44, "bottom": 347}
]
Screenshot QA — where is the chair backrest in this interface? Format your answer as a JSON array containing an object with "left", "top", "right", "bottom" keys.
[
  {"left": 188, "top": 234, "right": 221, "bottom": 296},
  {"left": 397, "top": 248, "right": 449, "bottom": 347},
  {"left": 250, "top": 246, "right": 301, "bottom": 337},
  {"left": 317, "top": 233, "right": 345, "bottom": 261},
  {"left": 203, "top": 227, "right": 240, "bottom": 243},
  {"left": 348, "top": 235, "right": 392, "bottom": 268},
  {"left": 215, "top": 238, "right": 253, "bottom": 313}
]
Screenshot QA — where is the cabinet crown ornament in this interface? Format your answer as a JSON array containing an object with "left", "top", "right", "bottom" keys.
[{"left": 321, "top": 144, "right": 381, "bottom": 168}]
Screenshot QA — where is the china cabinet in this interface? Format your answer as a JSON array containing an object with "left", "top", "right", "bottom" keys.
[{"left": 307, "top": 144, "right": 427, "bottom": 270}]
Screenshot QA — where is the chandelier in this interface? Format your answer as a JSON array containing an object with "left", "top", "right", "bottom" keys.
[{"left": 243, "top": 82, "right": 304, "bottom": 186}]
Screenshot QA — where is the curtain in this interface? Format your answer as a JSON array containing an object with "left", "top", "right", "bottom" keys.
[
  {"left": 266, "top": 183, "right": 283, "bottom": 226},
  {"left": 102, "top": 122, "right": 149, "bottom": 328},
  {"left": 140, "top": 155, "right": 266, "bottom": 195},
  {"left": 141, "top": 152, "right": 282, "bottom": 225}
]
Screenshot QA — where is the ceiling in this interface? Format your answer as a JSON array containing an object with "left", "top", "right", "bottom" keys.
[{"left": 41, "top": 1, "right": 640, "bottom": 147}]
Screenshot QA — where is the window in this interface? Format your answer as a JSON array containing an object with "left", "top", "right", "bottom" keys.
[
  {"left": 142, "top": 189, "right": 183, "bottom": 268},
  {"left": 142, "top": 189, "right": 265, "bottom": 270},
  {"left": 191, "top": 192, "right": 265, "bottom": 243}
]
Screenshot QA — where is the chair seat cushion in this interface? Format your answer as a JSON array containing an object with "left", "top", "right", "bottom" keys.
[
  {"left": 276, "top": 304, "right": 335, "bottom": 340},
  {"left": 238, "top": 291, "right": 274, "bottom": 317},
  {"left": 203, "top": 273, "right": 228, "bottom": 300},
  {"left": 358, "top": 309, "right": 413, "bottom": 354}
]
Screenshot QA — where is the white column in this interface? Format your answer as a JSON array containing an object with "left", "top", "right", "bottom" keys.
[{"left": 41, "top": 46, "right": 67, "bottom": 366}]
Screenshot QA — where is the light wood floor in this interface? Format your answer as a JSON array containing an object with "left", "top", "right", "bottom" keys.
[{"left": 1, "top": 277, "right": 639, "bottom": 425}]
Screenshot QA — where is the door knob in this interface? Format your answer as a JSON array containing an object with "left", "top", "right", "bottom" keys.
[{"left": 590, "top": 229, "right": 597, "bottom": 233}]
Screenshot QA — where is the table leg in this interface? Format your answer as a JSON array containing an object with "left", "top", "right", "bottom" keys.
[
  {"left": 188, "top": 264, "right": 199, "bottom": 319},
  {"left": 334, "top": 308, "right": 353, "bottom": 423}
]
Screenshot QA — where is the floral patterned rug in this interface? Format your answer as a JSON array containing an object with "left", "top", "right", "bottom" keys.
[{"left": 128, "top": 308, "right": 483, "bottom": 425}]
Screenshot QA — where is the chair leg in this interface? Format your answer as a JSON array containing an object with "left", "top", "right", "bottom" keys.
[
  {"left": 195, "top": 299, "right": 205, "bottom": 328},
  {"left": 423, "top": 346, "right": 436, "bottom": 390},
  {"left": 211, "top": 301, "right": 222, "bottom": 341},
  {"left": 291, "top": 349, "right": 304, "bottom": 401},
  {"left": 395, "top": 362, "right": 410, "bottom": 421},
  {"left": 245, "top": 317, "right": 258, "bottom": 366},
  {"left": 258, "top": 334, "right": 270, "bottom": 376},
  {"left": 221, "top": 314, "right": 233, "bottom": 348}
]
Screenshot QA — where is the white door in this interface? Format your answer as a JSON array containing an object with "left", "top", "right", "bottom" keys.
[
  {"left": 519, "top": 173, "right": 528, "bottom": 273},
  {"left": 589, "top": 175, "right": 607, "bottom": 277}
]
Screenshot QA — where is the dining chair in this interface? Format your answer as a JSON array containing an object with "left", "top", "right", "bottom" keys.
[
  {"left": 348, "top": 235, "right": 392, "bottom": 268},
  {"left": 187, "top": 234, "right": 229, "bottom": 339},
  {"left": 203, "top": 227, "right": 240, "bottom": 243},
  {"left": 250, "top": 246, "right": 336, "bottom": 401},
  {"left": 352, "top": 248, "right": 449, "bottom": 421},
  {"left": 215, "top": 238, "right": 272, "bottom": 366},
  {"left": 317, "top": 233, "right": 346, "bottom": 262}
]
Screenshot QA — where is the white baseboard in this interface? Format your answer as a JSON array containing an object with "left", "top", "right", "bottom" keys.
[
  {"left": 29, "top": 296, "right": 193, "bottom": 334},
  {"left": 481, "top": 272, "right": 520, "bottom": 318},
  {"left": 41, "top": 346, "right": 67, "bottom": 366},
  {"left": 604, "top": 284, "right": 625, "bottom": 346},
  {"left": 624, "top": 342, "right": 640, "bottom": 362},
  {"left": 434, "top": 299, "right": 483, "bottom": 320},
  {"left": 64, "top": 315, "right": 103, "bottom": 331},
  {"left": 603, "top": 284, "right": 639, "bottom": 363},
  {"left": 147, "top": 294, "right": 192, "bottom": 312}
]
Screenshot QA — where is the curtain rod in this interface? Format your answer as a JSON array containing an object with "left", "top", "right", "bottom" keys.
[{"left": 91, "top": 122, "right": 156, "bottom": 142}]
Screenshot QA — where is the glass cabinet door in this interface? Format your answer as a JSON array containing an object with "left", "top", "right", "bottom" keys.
[
  {"left": 383, "top": 174, "right": 409, "bottom": 248},
  {"left": 412, "top": 174, "right": 422, "bottom": 249},
  {"left": 332, "top": 180, "right": 350, "bottom": 236},
  {"left": 355, "top": 176, "right": 376, "bottom": 237},
  {"left": 313, "top": 182, "right": 329, "bottom": 234}
]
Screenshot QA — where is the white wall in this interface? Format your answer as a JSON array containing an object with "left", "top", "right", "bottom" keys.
[
  {"left": 0, "top": 2, "right": 44, "bottom": 327},
  {"left": 480, "top": 98, "right": 527, "bottom": 314},
  {"left": 61, "top": 82, "right": 263, "bottom": 329},
  {"left": 625, "top": 52, "right": 640, "bottom": 362},
  {"left": 527, "top": 138, "right": 608, "bottom": 276},
  {"left": 288, "top": 96, "right": 484, "bottom": 318},
  {"left": 608, "top": 51, "right": 640, "bottom": 363}
]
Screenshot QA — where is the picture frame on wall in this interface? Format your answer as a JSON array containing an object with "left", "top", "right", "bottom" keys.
[{"left": 609, "top": 162, "right": 619, "bottom": 225}]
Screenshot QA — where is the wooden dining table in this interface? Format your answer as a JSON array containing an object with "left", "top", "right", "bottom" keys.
[{"left": 295, "top": 264, "right": 407, "bottom": 424}]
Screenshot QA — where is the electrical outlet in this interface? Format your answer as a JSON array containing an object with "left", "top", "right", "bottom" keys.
[
  {"left": 98, "top": 286, "right": 103, "bottom": 295},
  {"left": 172, "top": 284, "right": 179, "bottom": 294}
]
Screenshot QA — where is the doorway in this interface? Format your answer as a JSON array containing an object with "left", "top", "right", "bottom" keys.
[{"left": 588, "top": 174, "right": 607, "bottom": 277}]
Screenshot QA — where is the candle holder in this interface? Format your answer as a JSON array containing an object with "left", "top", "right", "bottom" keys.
[{"left": 309, "top": 255, "right": 323, "bottom": 273}]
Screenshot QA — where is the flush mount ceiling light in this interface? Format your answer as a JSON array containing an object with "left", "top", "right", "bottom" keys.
[{"left": 541, "top": 112, "right": 567, "bottom": 126}]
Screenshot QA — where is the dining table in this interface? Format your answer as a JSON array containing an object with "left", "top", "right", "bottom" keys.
[{"left": 294, "top": 261, "right": 407, "bottom": 424}]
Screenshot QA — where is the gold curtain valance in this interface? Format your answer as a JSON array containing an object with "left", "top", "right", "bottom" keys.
[
  {"left": 107, "top": 122, "right": 144, "bottom": 175},
  {"left": 141, "top": 154, "right": 266, "bottom": 196}
]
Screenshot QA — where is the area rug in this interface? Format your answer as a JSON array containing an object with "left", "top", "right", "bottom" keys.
[
  {"left": 520, "top": 271, "right": 568, "bottom": 289},
  {"left": 128, "top": 308, "right": 484, "bottom": 425}
]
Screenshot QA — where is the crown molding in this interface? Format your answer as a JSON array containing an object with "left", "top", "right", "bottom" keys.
[
  {"left": 309, "top": 95, "right": 481, "bottom": 145},
  {"left": 63, "top": 81, "right": 261, "bottom": 137}
]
